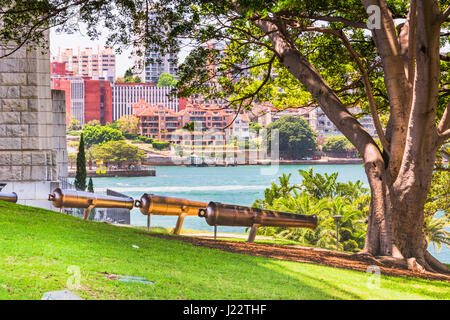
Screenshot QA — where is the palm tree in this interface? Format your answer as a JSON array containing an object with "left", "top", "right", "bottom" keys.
[
  {"left": 424, "top": 215, "right": 450, "bottom": 252},
  {"left": 298, "top": 168, "right": 338, "bottom": 199}
]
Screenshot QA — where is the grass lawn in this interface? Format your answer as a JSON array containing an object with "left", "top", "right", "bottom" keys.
[{"left": 0, "top": 201, "right": 448, "bottom": 300}]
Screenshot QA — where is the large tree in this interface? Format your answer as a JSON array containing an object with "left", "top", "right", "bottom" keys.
[
  {"left": 267, "top": 115, "right": 318, "bottom": 159},
  {"left": 1, "top": 0, "right": 449, "bottom": 273}
]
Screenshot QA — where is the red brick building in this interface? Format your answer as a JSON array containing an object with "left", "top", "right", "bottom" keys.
[{"left": 51, "top": 76, "right": 113, "bottom": 126}]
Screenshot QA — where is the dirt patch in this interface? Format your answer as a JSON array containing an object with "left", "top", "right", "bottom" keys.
[{"left": 147, "top": 233, "right": 450, "bottom": 282}]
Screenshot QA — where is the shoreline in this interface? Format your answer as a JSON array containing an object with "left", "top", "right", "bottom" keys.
[
  {"left": 142, "top": 158, "right": 363, "bottom": 167},
  {"left": 68, "top": 159, "right": 363, "bottom": 177}
]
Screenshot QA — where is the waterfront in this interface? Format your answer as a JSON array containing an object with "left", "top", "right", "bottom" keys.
[{"left": 89, "top": 164, "right": 449, "bottom": 263}]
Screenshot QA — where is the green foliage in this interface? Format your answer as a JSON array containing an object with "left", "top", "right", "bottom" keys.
[
  {"left": 123, "top": 132, "right": 139, "bottom": 140},
  {"left": 82, "top": 125, "right": 124, "bottom": 147},
  {"left": 87, "top": 177, "right": 94, "bottom": 193},
  {"left": 68, "top": 116, "right": 81, "bottom": 131},
  {"left": 267, "top": 116, "right": 318, "bottom": 159},
  {"left": 152, "top": 140, "right": 171, "bottom": 150},
  {"left": 74, "top": 133, "right": 87, "bottom": 191},
  {"left": 423, "top": 150, "right": 450, "bottom": 251},
  {"left": 322, "top": 137, "right": 356, "bottom": 154},
  {"left": 93, "top": 142, "right": 144, "bottom": 165},
  {"left": 138, "top": 136, "right": 153, "bottom": 144},
  {"left": 249, "top": 122, "right": 262, "bottom": 134},
  {"left": 255, "top": 168, "right": 370, "bottom": 252},
  {"left": 116, "top": 68, "right": 142, "bottom": 83},
  {"left": 182, "top": 122, "right": 195, "bottom": 132},
  {"left": 424, "top": 215, "right": 450, "bottom": 252},
  {"left": 257, "top": 167, "right": 450, "bottom": 252},
  {"left": 157, "top": 73, "right": 177, "bottom": 87},
  {"left": 92, "top": 140, "right": 145, "bottom": 165},
  {"left": 86, "top": 120, "right": 101, "bottom": 127},
  {"left": 116, "top": 115, "right": 139, "bottom": 135}
]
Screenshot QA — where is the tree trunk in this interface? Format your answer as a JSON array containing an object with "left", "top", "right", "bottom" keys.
[
  {"left": 252, "top": 4, "right": 449, "bottom": 273},
  {"left": 362, "top": 143, "right": 449, "bottom": 273}
]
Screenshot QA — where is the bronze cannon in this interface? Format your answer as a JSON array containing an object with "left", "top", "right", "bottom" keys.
[
  {"left": 0, "top": 192, "right": 18, "bottom": 203},
  {"left": 135, "top": 194, "right": 207, "bottom": 235},
  {"left": 48, "top": 188, "right": 134, "bottom": 220},
  {"left": 198, "top": 202, "right": 318, "bottom": 242}
]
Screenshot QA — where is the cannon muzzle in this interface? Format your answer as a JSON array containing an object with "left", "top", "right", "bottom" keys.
[
  {"left": 198, "top": 202, "right": 318, "bottom": 242},
  {"left": 48, "top": 188, "right": 134, "bottom": 211},
  {"left": 0, "top": 192, "right": 18, "bottom": 203}
]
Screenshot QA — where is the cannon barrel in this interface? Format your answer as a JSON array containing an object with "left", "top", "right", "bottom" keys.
[
  {"left": 135, "top": 193, "right": 207, "bottom": 216},
  {"left": 135, "top": 194, "right": 208, "bottom": 235},
  {"left": 0, "top": 192, "right": 18, "bottom": 203},
  {"left": 198, "top": 202, "right": 318, "bottom": 229},
  {"left": 48, "top": 188, "right": 134, "bottom": 210}
]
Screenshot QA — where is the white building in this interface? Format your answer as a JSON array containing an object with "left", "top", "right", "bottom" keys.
[
  {"left": 70, "top": 79, "right": 85, "bottom": 125},
  {"left": 52, "top": 46, "right": 116, "bottom": 81},
  {"left": 112, "top": 83, "right": 181, "bottom": 121},
  {"left": 232, "top": 113, "right": 250, "bottom": 139},
  {"left": 316, "top": 107, "right": 377, "bottom": 137}
]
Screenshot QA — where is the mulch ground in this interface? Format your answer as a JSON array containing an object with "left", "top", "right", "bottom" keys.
[{"left": 147, "top": 233, "right": 450, "bottom": 282}]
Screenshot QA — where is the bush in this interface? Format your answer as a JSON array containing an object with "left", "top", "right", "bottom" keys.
[
  {"left": 138, "top": 136, "right": 153, "bottom": 144},
  {"left": 123, "top": 132, "right": 139, "bottom": 140},
  {"left": 152, "top": 140, "right": 170, "bottom": 150}
]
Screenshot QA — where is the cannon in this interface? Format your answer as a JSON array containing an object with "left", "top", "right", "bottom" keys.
[
  {"left": 0, "top": 192, "right": 18, "bottom": 203},
  {"left": 135, "top": 194, "right": 207, "bottom": 235},
  {"left": 198, "top": 202, "right": 318, "bottom": 242},
  {"left": 48, "top": 188, "right": 134, "bottom": 220},
  {"left": 0, "top": 182, "right": 18, "bottom": 204}
]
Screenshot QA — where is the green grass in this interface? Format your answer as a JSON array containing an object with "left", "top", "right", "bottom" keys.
[{"left": 0, "top": 201, "right": 449, "bottom": 300}]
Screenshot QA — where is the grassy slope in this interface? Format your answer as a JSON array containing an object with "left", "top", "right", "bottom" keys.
[{"left": 0, "top": 201, "right": 448, "bottom": 300}]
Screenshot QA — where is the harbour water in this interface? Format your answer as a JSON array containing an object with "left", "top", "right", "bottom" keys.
[{"left": 88, "top": 164, "right": 449, "bottom": 263}]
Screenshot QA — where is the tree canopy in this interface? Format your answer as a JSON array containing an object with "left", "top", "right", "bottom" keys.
[
  {"left": 116, "top": 115, "right": 140, "bottom": 135},
  {"left": 267, "top": 115, "right": 318, "bottom": 159},
  {"left": 322, "top": 136, "right": 356, "bottom": 154},
  {"left": 93, "top": 140, "right": 146, "bottom": 165},
  {"left": 82, "top": 124, "right": 124, "bottom": 147},
  {"left": 157, "top": 73, "right": 178, "bottom": 87}
]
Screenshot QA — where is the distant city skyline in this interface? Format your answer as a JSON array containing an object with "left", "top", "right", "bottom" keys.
[{"left": 50, "top": 26, "right": 191, "bottom": 80}]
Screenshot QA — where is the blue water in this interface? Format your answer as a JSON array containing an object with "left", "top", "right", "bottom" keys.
[{"left": 87, "top": 164, "right": 449, "bottom": 263}]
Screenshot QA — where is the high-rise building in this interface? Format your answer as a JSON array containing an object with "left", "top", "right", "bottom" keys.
[
  {"left": 132, "top": 12, "right": 178, "bottom": 83},
  {"left": 51, "top": 46, "right": 116, "bottom": 81},
  {"left": 133, "top": 44, "right": 177, "bottom": 83}
]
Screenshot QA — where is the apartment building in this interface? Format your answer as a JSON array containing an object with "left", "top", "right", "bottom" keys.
[
  {"left": 52, "top": 46, "right": 116, "bottom": 81},
  {"left": 133, "top": 99, "right": 244, "bottom": 142},
  {"left": 112, "top": 83, "right": 186, "bottom": 121}
]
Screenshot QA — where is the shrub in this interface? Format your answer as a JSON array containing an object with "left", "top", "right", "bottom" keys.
[
  {"left": 152, "top": 140, "right": 170, "bottom": 150},
  {"left": 138, "top": 136, "right": 153, "bottom": 144}
]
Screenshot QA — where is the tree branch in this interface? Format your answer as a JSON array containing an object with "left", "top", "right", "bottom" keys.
[
  {"left": 302, "top": 26, "right": 390, "bottom": 153},
  {"left": 437, "top": 102, "right": 450, "bottom": 146},
  {"left": 252, "top": 17, "right": 382, "bottom": 166},
  {"left": 441, "top": 6, "right": 450, "bottom": 23}
]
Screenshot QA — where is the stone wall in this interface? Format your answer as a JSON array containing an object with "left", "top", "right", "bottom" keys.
[
  {"left": 0, "top": 34, "right": 67, "bottom": 210},
  {"left": 52, "top": 89, "right": 68, "bottom": 179},
  {"left": 0, "top": 43, "right": 56, "bottom": 182}
]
